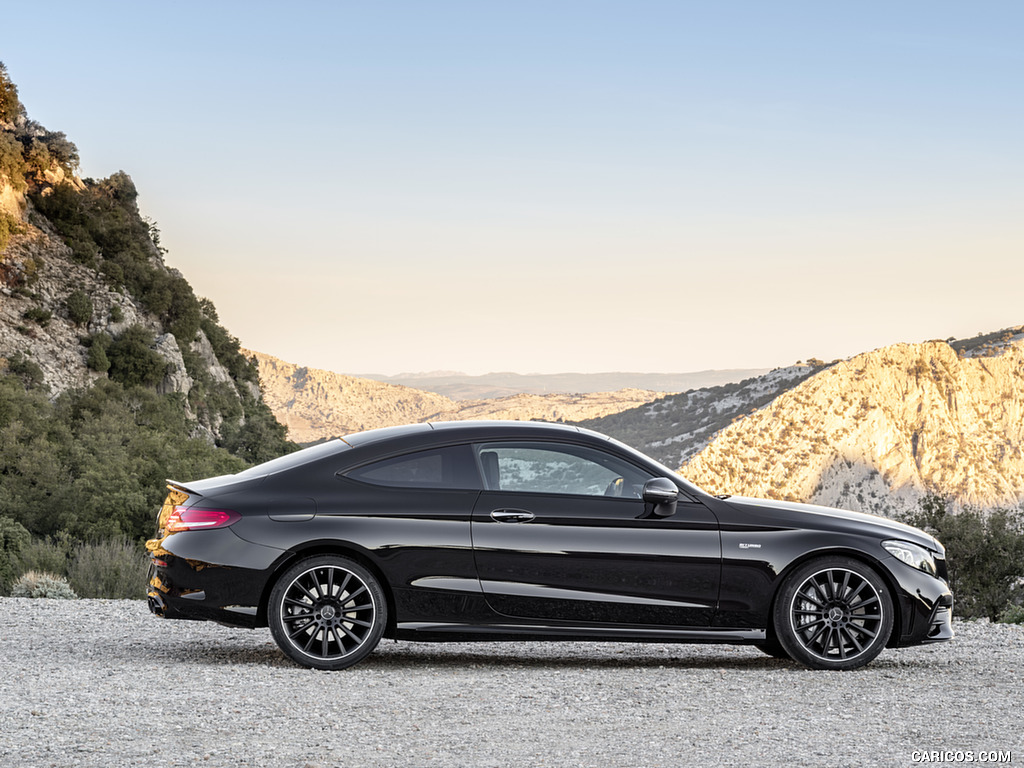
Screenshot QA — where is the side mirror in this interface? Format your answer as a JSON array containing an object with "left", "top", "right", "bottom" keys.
[{"left": 642, "top": 477, "right": 679, "bottom": 518}]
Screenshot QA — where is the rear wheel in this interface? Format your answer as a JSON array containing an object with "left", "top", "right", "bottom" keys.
[
  {"left": 773, "top": 557, "right": 894, "bottom": 671},
  {"left": 268, "top": 555, "right": 387, "bottom": 670}
]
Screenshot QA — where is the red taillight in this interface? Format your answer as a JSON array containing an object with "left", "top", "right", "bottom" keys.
[{"left": 165, "top": 507, "right": 240, "bottom": 533}]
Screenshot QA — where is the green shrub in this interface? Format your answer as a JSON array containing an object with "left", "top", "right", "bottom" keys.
[
  {"left": 109, "top": 304, "right": 123, "bottom": 323},
  {"left": 84, "top": 332, "right": 112, "bottom": 373},
  {"left": 902, "top": 496, "right": 1024, "bottom": 621},
  {"left": 0, "top": 208, "right": 22, "bottom": 253},
  {"left": 66, "top": 538, "right": 150, "bottom": 599},
  {"left": 0, "top": 132, "right": 26, "bottom": 194},
  {"left": 107, "top": 324, "right": 166, "bottom": 387},
  {"left": 998, "top": 604, "right": 1024, "bottom": 625},
  {"left": 5, "top": 353, "right": 45, "bottom": 391},
  {"left": 0, "top": 516, "right": 31, "bottom": 594},
  {"left": 12, "top": 532, "right": 73, "bottom": 577},
  {"left": 11, "top": 570, "right": 78, "bottom": 599},
  {"left": 22, "top": 306, "right": 51, "bottom": 327},
  {"left": 65, "top": 289, "right": 93, "bottom": 325}
]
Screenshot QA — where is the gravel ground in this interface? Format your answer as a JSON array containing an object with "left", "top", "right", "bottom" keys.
[{"left": 0, "top": 598, "right": 1021, "bottom": 768}]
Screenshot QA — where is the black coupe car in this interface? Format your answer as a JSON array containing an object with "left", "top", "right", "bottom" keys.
[{"left": 147, "top": 420, "right": 953, "bottom": 671}]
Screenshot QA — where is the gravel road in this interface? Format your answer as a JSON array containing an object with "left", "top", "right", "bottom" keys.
[{"left": 1, "top": 597, "right": 1021, "bottom": 768}]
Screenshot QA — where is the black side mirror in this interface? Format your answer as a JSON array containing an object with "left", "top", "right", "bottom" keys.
[{"left": 642, "top": 477, "right": 679, "bottom": 518}]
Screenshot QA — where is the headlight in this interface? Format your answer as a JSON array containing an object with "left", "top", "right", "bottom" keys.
[{"left": 882, "top": 540, "right": 938, "bottom": 576}]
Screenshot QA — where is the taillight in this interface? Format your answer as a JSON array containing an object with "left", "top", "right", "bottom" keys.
[{"left": 165, "top": 507, "right": 240, "bottom": 532}]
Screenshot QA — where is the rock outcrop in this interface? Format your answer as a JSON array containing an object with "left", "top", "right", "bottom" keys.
[{"left": 681, "top": 337, "right": 1024, "bottom": 515}]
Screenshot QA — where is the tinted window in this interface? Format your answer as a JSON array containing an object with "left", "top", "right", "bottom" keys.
[
  {"left": 346, "top": 445, "right": 480, "bottom": 489},
  {"left": 477, "top": 442, "right": 653, "bottom": 498}
]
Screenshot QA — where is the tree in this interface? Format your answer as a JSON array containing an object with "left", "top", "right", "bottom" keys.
[{"left": 0, "top": 61, "right": 24, "bottom": 123}]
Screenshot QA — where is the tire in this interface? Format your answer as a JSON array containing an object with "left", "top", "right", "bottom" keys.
[
  {"left": 268, "top": 555, "right": 387, "bottom": 670},
  {"left": 773, "top": 556, "right": 894, "bottom": 671}
]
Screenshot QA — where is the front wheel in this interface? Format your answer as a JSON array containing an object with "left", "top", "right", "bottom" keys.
[
  {"left": 268, "top": 555, "right": 387, "bottom": 670},
  {"left": 773, "top": 557, "right": 894, "bottom": 671}
]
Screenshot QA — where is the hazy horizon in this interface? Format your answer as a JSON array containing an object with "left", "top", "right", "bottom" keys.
[{"left": 3, "top": 2, "right": 1022, "bottom": 375}]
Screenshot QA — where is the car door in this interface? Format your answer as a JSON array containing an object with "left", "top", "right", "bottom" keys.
[{"left": 471, "top": 441, "right": 721, "bottom": 627}]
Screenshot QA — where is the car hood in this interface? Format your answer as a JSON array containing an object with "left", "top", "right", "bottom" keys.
[{"left": 722, "top": 496, "right": 943, "bottom": 553}]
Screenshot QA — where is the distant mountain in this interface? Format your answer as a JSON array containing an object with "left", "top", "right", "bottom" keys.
[
  {"left": 575, "top": 365, "right": 823, "bottom": 467},
  {"left": 249, "top": 351, "right": 670, "bottom": 443},
  {"left": 681, "top": 332, "right": 1024, "bottom": 516},
  {"left": 355, "top": 369, "right": 768, "bottom": 400}
]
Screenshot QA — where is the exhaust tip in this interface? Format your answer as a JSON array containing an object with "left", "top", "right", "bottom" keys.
[{"left": 148, "top": 593, "right": 166, "bottom": 617}]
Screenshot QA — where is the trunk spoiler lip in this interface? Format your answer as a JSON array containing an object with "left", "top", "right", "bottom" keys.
[{"left": 166, "top": 473, "right": 267, "bottom": 498}]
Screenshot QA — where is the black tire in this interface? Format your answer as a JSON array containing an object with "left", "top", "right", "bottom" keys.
[
  {"left": 268, "top": 555, "right": 387, "bottom": 670},
  {"left": 773, "top": 556, "right": 894, "bottom": 671}
]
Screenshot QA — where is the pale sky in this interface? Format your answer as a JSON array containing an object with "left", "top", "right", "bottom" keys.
[{"left": 3, "top": 2, "right": 1022, "bottom": 375}]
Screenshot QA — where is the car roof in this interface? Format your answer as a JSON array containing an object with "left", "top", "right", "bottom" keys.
[{"left": 341, "top": 420, "right": 589, "bottom": 448}]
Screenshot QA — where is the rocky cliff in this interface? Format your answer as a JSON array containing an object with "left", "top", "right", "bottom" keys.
[
  {"left": 249, "top": 350, "right": 669, "bottom": 443},
  {"left": 681, "top": 335, "right": 1024, "bottom": 515},
  {"left": 0, "top": 64, "right": 289, "bottom": 460},
  {"left": 576, "top": 364, "right": 822, "bottom": 467}
]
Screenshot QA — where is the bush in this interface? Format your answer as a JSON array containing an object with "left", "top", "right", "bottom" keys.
[
  {"left": 107, "top": 325, "right": 166, "bottom": 387},
  {"left": 84, "top": 332, "right": 112, "bottom": 373},
  {"left": 109, "top": 304, "right": 123, "bottom": 323},
  {"left": 65, "top": 289, "right": 93, "bottom": 325},
  {"left": 7, "top": 353, "right": 47, "bottom": 391},
  {"left": 11, "top": 532, "right": 73, "bottom": 577},
  {"left": 66, "top": 538, "right": 150, "bottom": 599},
  {"left": 0, "top": 207, "right": 22, "bottom": 254},
  {"left": 11, "top": 570, "right": 78, "bottom": 599},
  {"left": 22, "top": 306, "right": 51, "bottom": 327},
  {"left": 901, "top": 496, "right": 1024, "bottom": 621},
  {"left": 0, "top": 516, "right": 31, "bottom": 594},
  {"left": 0, "top": 132, "right": 26, "bottom": 194},
  {"left": 999, "top": 605, "right": 1024, "bottom": 625}
]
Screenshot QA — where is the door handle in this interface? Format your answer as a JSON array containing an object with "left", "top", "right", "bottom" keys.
[{"left": 490, "top": 509, "right": 535, "bottom": 523}]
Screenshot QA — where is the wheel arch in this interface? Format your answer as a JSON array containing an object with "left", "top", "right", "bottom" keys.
[
  {"left": 765, "top": 546, "right": 903, "bottom": 648},
  {"left": 258, "top": 540, "right": 399, "bottom": 638}
]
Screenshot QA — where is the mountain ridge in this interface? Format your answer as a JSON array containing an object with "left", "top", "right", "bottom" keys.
[
  {"left": 356, "top": 368, "right": 770, "bottom": 400},
  {"left": 247, "top": 349, "right": 673, "bottom": 443}
]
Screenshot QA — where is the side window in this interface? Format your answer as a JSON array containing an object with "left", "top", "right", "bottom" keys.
[
  {"left": 477, "top": 442, "right": 653, "bottom": 498},
  {"left": 346, "top": 445, "right": 481, "bottom": 489}
]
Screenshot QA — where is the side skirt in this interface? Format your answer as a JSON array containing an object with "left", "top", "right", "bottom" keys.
[{"left": 396, "top": 622, "right": 766, "bottom": 644}]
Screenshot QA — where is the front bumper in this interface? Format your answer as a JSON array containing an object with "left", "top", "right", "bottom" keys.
[{"left": 890, "top": 559, "right": 955, "bottom": 647}]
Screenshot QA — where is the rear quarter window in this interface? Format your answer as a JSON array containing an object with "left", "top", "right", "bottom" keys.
[{"left": 344, "top": 444, "right": 481, "bottom": 490}]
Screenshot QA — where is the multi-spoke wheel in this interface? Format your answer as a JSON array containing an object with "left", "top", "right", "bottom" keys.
[
  {"left": 268, "top": 555, "right": 387, "bottom": 670},
  {"left": 773, "top": 557, "right": 894, "bottom": 670}
]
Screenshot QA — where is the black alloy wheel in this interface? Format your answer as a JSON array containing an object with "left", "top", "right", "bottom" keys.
[
  {"left": 773, "top": 557, "right": 894, "bottom": 671},
  {"left": 268, "top": 555, "right": 387, "bottom": 670}
]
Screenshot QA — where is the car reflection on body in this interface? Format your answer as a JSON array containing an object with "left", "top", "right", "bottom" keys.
[{"left": 147, "top": 420, "right": 953, "bottom": 671}]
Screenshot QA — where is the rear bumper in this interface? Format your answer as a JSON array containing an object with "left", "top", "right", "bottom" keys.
[{"left": 146, "top": 528, "right": 284, "bottom": 628}]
